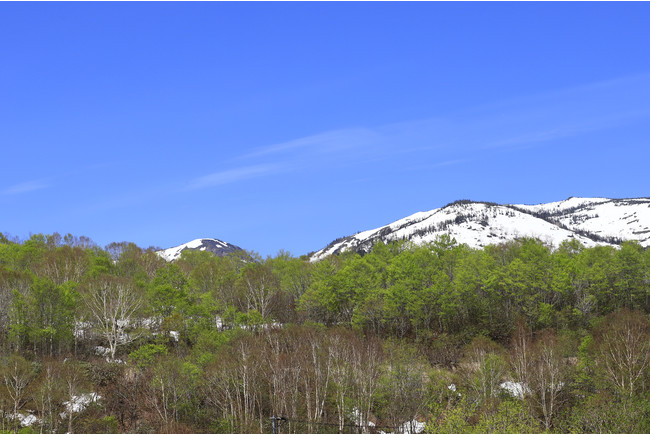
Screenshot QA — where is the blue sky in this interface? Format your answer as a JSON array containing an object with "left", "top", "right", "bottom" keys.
[{"left": 1, "top": 3, "right": 650, "bottom": 256}]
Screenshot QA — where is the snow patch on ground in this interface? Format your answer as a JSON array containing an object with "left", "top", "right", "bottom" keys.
[
  {"left": 60, "top": 393, "right": 101, "bottom": 418},
  {"left": 7, "top": 412, "right": 39, "bottom": 427},
  {"left": 447, "top": 383, "right": 461, "bottom": 396},
  {"left": 94, "top": 345, "right": 111, "bottom": 356},
  {"left": 380, "top": 420, "right": 426, "bottom": 434},
  {"left": 500, "top": 381, "right": 528, "bottom": 399},
  {"left": 350, "top": 407, "right": 375, "bottom": 428}
]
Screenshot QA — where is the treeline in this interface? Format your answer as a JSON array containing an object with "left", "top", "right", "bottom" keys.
[
  {"left": 302, "top": 235, "right": 649, "bottom": 339},
  {"left": 0, "top": 233, "right": 648, "bottom": 433}
]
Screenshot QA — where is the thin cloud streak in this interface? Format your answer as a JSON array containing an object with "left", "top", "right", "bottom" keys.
[
  {"left": 185, "top": 164, "right": 281, "bottom": 191},
  {"left": 257, "top": 73, "right": 649, "bottom": 162},
  {"left": 482, "top": 108, "right": 650, "bottom": 150},
  {"left": 187, "top": 72, "right": 650, "bottom": 191},
  {"left": 403, "top": 159, "right": 467, "bottom": 172},
  {"left": 482, "top": 123, "right": 602, "bottom": 150},
  {"left": 240, "top": 128, "right": 381, "bottom": 159},
  {"left": 461, "top": 72, "right": 650, "bottom": 117},
  {"left": 1, "top": 180, "right": 48, "bottom": 196}
]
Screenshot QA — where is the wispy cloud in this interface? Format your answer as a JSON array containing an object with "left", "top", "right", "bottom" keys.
[
  {"left": 184, "top": 130, "right": 385, "bottom": 191},
  {"left": 185, "top": 164, "right": 280, "bottom": 191},
  {"left": 482, "top": 122, "right": 602, "bottom": 150},
  {"left": 241, "top": 128, "right": 381, "bottom": 160},
  {"left": 402, "top": 159, "right": 467, "bottom": 172},
  {"left": 188, "top": 72, "right": 650, "bottom": 190},
  {"left": 1, "top": 180, "right": 48, "bottom": 196}
]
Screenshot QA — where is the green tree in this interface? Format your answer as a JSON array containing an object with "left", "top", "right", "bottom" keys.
[
  {"left": 148, "top": 264, "right": 189, "bottom": 319},
  {"left": 24, "top": 278, "right": 76, "bottom": 356},
  {"left": 614, "top": 241, "right": 648, "bottom": 310}
]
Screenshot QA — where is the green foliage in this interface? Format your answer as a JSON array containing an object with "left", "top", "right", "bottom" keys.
[
  {"left": 473, "top": 400, "right": 541, "bottom": 433},
  {"left": 8, "top": 276, "right": 76, "bottom": 354},
  {"left": 0, "top": 233, "right": 648, "bottom": 432},
  {"left": 191, "top": 328, "right": 242, "bottom": 367},
  {"left": 87, "top": 249, "right": 114, "bottom": 277},
  {"left": 428, "top": 396, "right": 477, "bottom": 433},
  {"left": 558, "top": 393, "right": 650, "bottom": 433},
  {"left": 375, "top": 340, "right": 431, "bottom": 426},
  {"left": 147, "top": 263, "right": 189, "bottom": 318},
  {"left": 129, "top": 344, "right": 168, "bottom": 369},
  {"left": 79, "top": 415, "right": 120, "bottom": 433}
]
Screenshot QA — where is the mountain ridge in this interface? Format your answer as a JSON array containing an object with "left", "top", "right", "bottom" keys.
[{"left": 310, "top": 197, "right": 650, "bottom": 261}]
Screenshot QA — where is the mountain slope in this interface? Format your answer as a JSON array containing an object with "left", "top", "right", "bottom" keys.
[
  {"left": 311, "top": 198, "right": 650, "bottom": 261},
  {"left": 512, "top": 197, "right": 650, "bottom": 245},
  {"left": 157, "top": 238, "right": 245, "bottom": 261}
]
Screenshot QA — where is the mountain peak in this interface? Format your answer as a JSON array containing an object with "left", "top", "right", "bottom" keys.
[{"left": 157, "top": 238, "right": 244, "bottom": 262}]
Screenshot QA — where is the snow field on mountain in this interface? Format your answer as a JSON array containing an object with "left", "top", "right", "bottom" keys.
[
  {"left": 312, "top": 197, "right": 650, "bottom": 260},
  {"left": 157, "top": 238, "right": 236, "bottom": 261}
]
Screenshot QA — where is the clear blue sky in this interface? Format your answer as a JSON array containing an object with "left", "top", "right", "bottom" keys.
[{"left": 2, "top": 2, "right": 650, "bottom": 256}]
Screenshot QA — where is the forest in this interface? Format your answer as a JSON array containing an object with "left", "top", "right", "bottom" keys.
[{"left": 0, "top": 232, "right": 648, "bottom": 433}]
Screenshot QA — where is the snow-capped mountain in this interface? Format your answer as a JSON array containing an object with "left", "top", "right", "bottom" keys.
[
  {"left": 311, "top": 198, "right": 650, "bottom": 261},
  {"left": 157, "top": 238, "right": 245, "bottom": 261},
  {"left": 513, "top": 197, "right": 650, "bottom": 245}
]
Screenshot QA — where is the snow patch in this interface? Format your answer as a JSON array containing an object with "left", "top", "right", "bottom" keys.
[
  {"left": 94, "top": 346, "right": 111, "bottom": 356},
  {"left": 380, "top": 420, "right": 426, "bottom": 434},
  {"left": 500, "top": 381, "right": 528, "bottom": 399},
  {"left": 447, "top": 383, "right": 461, "bottom": 396},
  {"left": 350, "top": 407, "right": 375, "bottom": 428},
  {"left": 7, "top": 412, "right": 39, "bottom": 427},
  {"left": 60, "top": 393, "right": 101, "bottom": 418}
]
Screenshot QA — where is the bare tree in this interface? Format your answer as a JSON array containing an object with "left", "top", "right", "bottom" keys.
[
  {"left": 462, "top": 337, "right": 506, "bottom": 402},
  {"left": 140, "top": 248, "right": 166, "bottom": 280},
  {"left": 510, "top": 319, "right": 533, "bottom": 392},
  {"left": 381, "top": 341, "right": 430, "bottom": 434},
  {"left": 528, "top": 330, "right": 568, "bottom": 431},
  {"left": 204, "top": 336, "right": 264, "bottom": 433},
  {"left": 35, "top": 246, "right": 89, "bottom": 285},
  {"left": 350, "top": 335, "right": 383, "bottom": 433},
  {"left": 81, "top": 276, "right": 143, "bottom": 360},
  {"left": 203, "top": 358, "right": 237, "bottom": 430},
  {"left": 596, "top": 309, "right": 650, "bottom": 399},
  {"left": 1, "top": 354, "right": 35, "bottom": 434},
  {"left": 302, "top": 331, "right": 332, "bottom": 430},
  {"left": 239, "top": 263, "right": 278, "bottom": 320},
  {"left": 326, "top": 331, "right": 384, "bottom": 432},
  {"left": 148, "top": 356, "right": 195, "bottom": 428},
  {"left": 330, "top": 331, "right": 354, "bottom": 432},
  {"left": 510, "top": 325, "right": 570, "bottom": 430},
  {"left": 61, "top": 361, "right": 88, "bottom": 434},
  {"left": 263, "top": 330, "right": 302, "bottom": 429},
  {"left": 34, "top": 359, "right": 64, "bottom": 433}
]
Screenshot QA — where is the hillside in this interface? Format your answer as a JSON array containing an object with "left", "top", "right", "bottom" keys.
[{"left": 311, "top": 197, "right": 650, "bottom": 260}]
